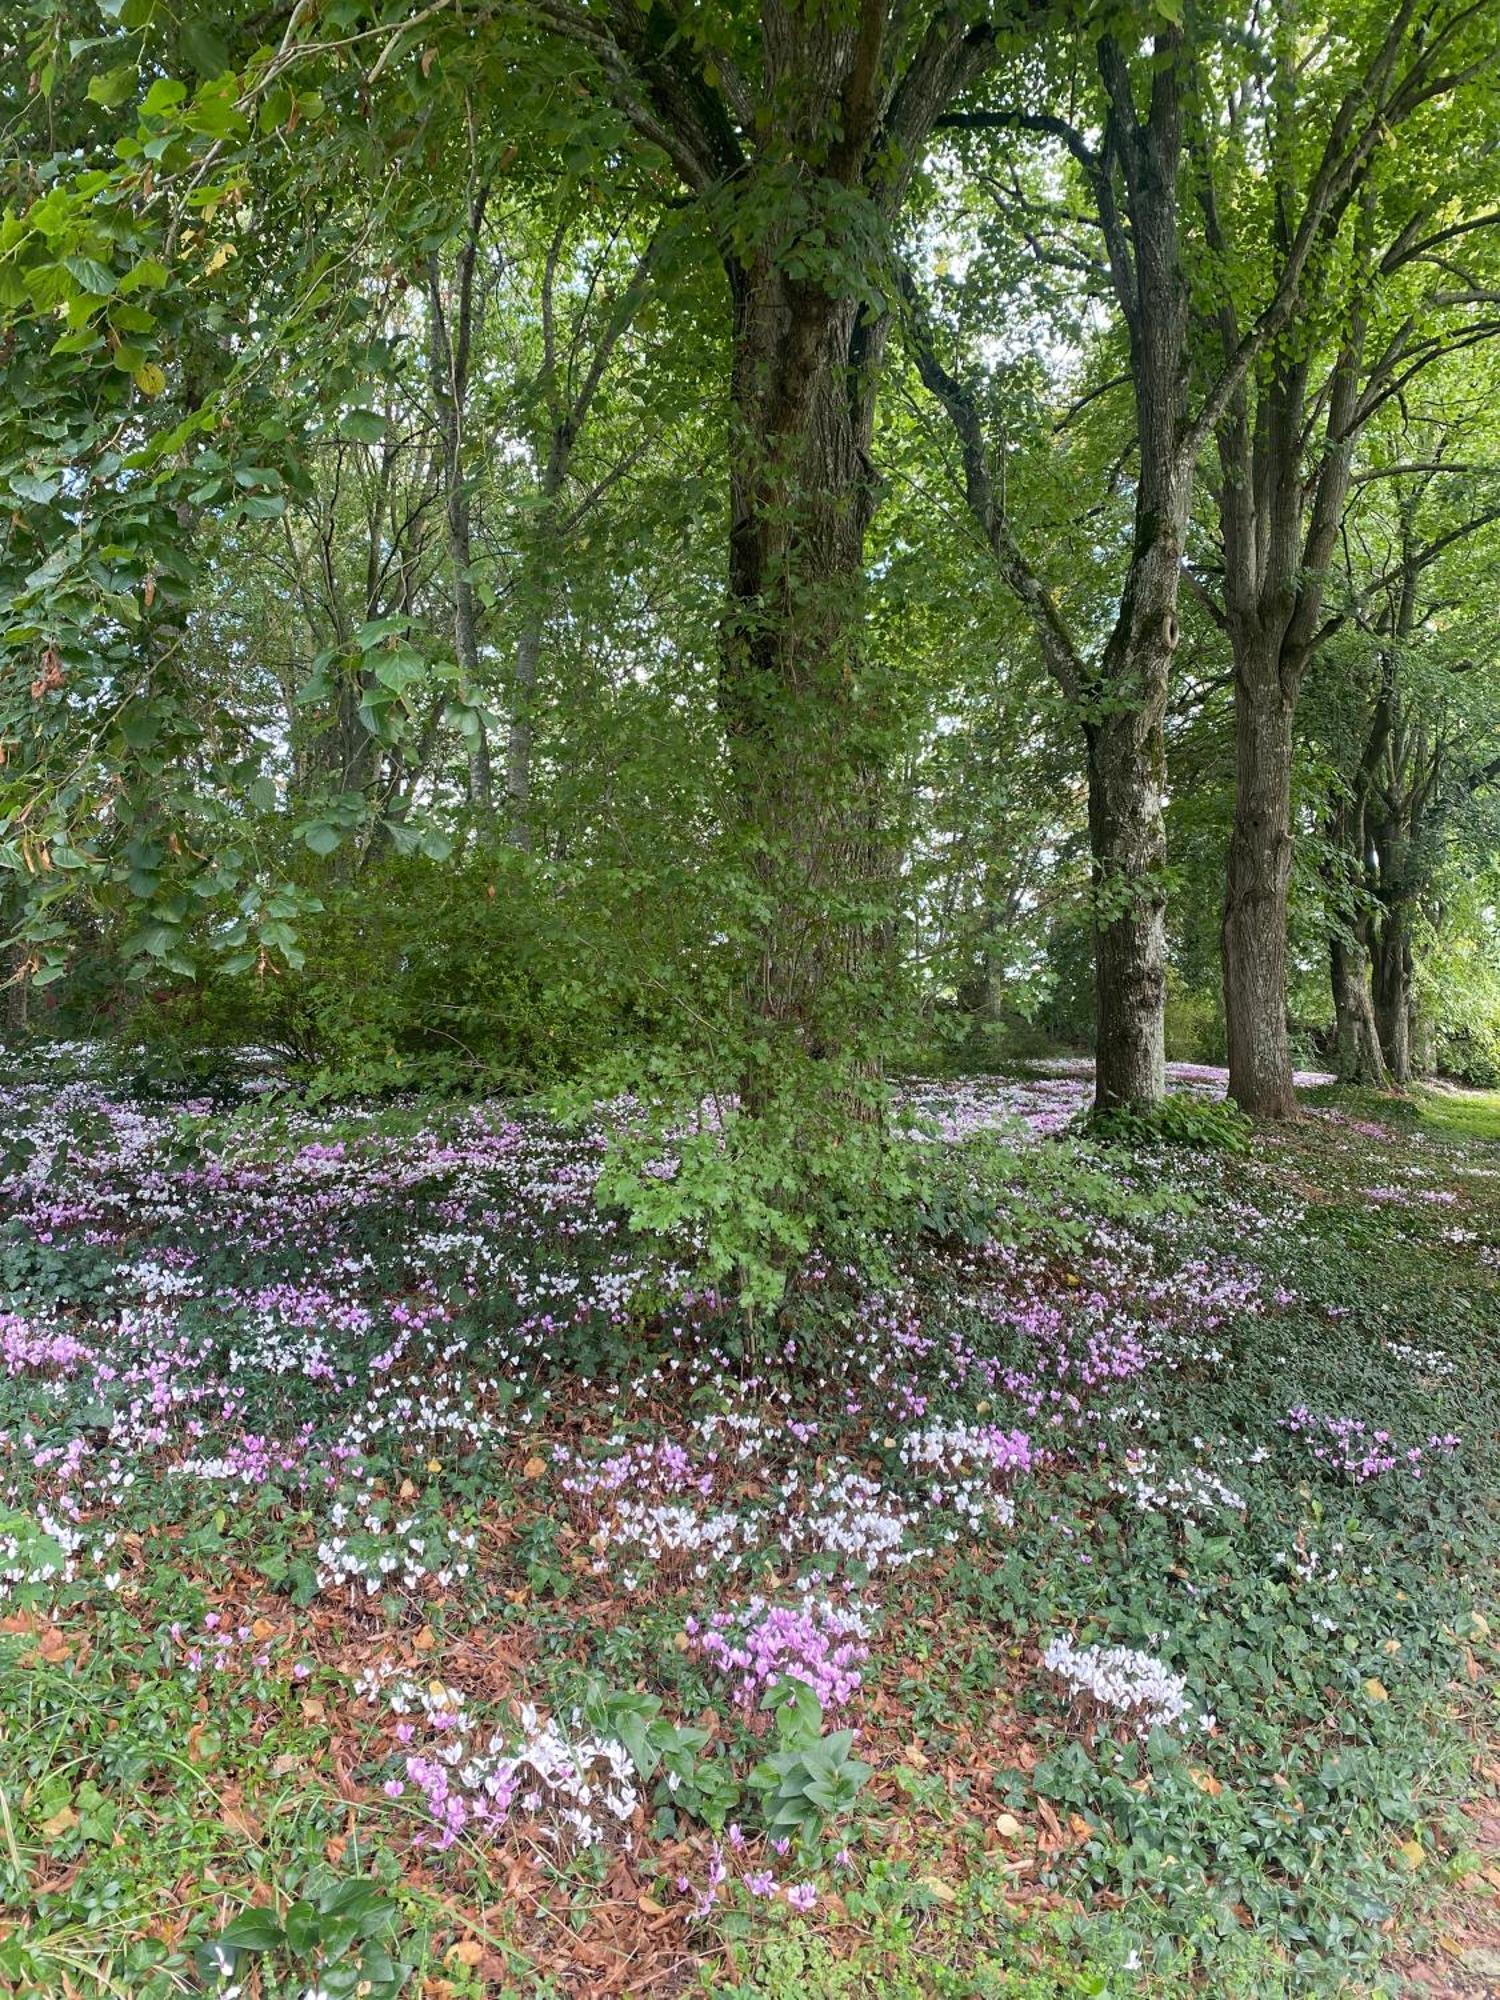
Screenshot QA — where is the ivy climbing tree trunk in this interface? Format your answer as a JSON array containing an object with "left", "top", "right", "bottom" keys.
[
  {"left": 529, "top": 0, "right": 1001, "bottom": 1097},
  {"left": 717, "top": 250, "right": 892, "bottom": 1084}
]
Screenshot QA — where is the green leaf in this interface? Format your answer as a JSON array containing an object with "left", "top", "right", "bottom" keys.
[
  {"left": 342, "top": 409, "right": 387, "bottom": 444},
  {"left": 62, "top": 255, "right": 117, "bottom": 297},
  {"left": 140, "top": 78, "right": 188, "bottom": 116},
  {"left": 214, "top": 1910, "right": 284, "bottom": 1951},
  {"left": 181, "top": 21, "right": 231, "bottom": 75},
  {"left": 282, "top": 1900, "right": 321, "bottom": 1952},
  {"left": 9, "top": 472, "right": 61, "bottom": 505},
  {"left": 87, "top": 63, "right": 138, "bottom": 109}
]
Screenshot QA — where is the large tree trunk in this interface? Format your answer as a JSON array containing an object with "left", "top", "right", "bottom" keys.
[
  {"left": 718, "top": 257, "right": 891, "bottom": 1095},
  {"left": 1222, "top": 651, "right": 1298, "bottom": 1118},
  {"left": 1329, "top": 928, "right": 1386, "bottom": 1086},
  {"left": 1086, "top": 703, "right": 1168, "bottom": 1109},
  {"left": 1372, "top": 904, "right": 1414, "bottom": 1085}
]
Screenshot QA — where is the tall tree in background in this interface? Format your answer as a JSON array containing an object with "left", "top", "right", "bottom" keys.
[
  {"left": 1317, "top": 443, "right": 1500, "bottom": 1084},
  {"left": 907, "top": 6, "right": 1384, "bottom": 1109},
  {"left": 1189, "top": 0, "right": 1500, "bottom": 1117}
]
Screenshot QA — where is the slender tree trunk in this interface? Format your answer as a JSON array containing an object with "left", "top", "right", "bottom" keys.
[
  {"left": 1086, "top": 703, "right": 1168, "bottom": 1109},
  {"left": 1329, "top": 928, "right": 1386, "bottom": 1086},
  {"left": 506, "top": 451, "right": 565, "bottom": 853},
  {"left": 506, "top": 617, "right": 539, "bottom": 851},
  {"left": 425, "top": 234, "right": 493, "bottom": 817},
  {"left": 1222, "top": 649, "right": 1298, "bottom": 1117}
]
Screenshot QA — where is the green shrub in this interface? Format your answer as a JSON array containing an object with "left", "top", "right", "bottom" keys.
[
  {"left": 1163, "top": 979, "right": 1224, "bottom": 1064},
  {"left": 1084, "top": 1092, "right": 1252, "bottom": 1154},
  {"left": 128, "top": 843, "right": 678, "bottom": 1095}
]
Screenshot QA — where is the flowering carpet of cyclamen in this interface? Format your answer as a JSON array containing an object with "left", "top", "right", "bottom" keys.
[{"left": 0, "top": 1044, "right": 1479, "bottom": 1927}]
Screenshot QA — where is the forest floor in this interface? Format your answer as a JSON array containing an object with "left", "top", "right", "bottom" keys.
[{"left": 0, "top": 1048, "right": 1496, "bottom": 1999}]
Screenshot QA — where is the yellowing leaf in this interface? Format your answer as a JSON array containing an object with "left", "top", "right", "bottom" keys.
[
  {"left": 919, "top": 1876, "right": 957, "bottom": 1904},
  {"left": 41, "top": 1805, "right": 77, "bottom": 1841},
  {"left": 1364, "top": 1678, "right": 1390, "bottom": 1703},
  {"left": 132, "top": 362, "right": 166, "bottom": 398},
  {"left": 203, "top": 242, "right": 236, "bottom": 275},
  {"left": 522, "top": 1455, "right": 547, "bottom": 1479},
  {"left": 1398, "top": 1839, "right": 1424, "bottom": 1870}
]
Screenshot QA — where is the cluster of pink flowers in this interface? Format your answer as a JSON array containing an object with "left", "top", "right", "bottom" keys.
[
  {"left": 686, "top": 1595, "right": 871, "bottom": 1712},
  {"left": 1364, "top": 1185, "right": 1458, "bottom": 1207},
  {"left": 1282, "top": 1406, "right": 1460, "bottom": 1482},
  {"left": 1, "top": 1311, "right": 93, "bottom": 1377}
]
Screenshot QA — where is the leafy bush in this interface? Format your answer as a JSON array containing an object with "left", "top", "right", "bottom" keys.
[
  {"left": 1084, "top": 1092, "right": 1252, "bottom": 1154},
  {"left": 747, "top": 1680, "right": 872, "bottom": 1842},
  {"left": 587, "top": 1061, "right": 922, "bottom": 1308},
  {"left": 129, "top": 843, "right": 679, "bottom": 1095},
  {"left": 1163, "top": 979, "right": 1225, "bottom": 1064}
]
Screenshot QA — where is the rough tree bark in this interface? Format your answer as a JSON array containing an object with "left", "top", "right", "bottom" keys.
[
  {"left": 1221, "top": 633, "right": 1302, "bottom": 1119},
  {"left": 1330, "top": 927, "right": 1388, "bottom": 1085},
  {"left": 1371, "top": 901, "right": 1415, "bottom": 1084}
]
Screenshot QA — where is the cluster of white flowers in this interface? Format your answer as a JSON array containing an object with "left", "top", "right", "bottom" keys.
[
  {"left": 589, "top": 1499, "right": 744, "bottom": 1584},
  {"left": 316, "top": 1495, "right": 476, "bottom": 1599},
  {"left": 0, "top": 1504, "right": 77, "bottom": 1599},
  {"left": 1042, "top": 1633, "right": 1205, "bottom": 1737},
  {"left": 898, "top": 1422, "right": 1032, "bottom": 1480},
  {"left": 790, "top": 1467, "right": 920, "bottom": 1571},
  {"left": 111, "top": 1257, "right": 202, "bottom": 1303},
  {"left": 495, "top": 1701, "right": 641, "bottom": 1847},
  {"left": 1383, "top": 1338, "right": 1455, "bottom": 1379},
  {"left": 1109, "top": 1451, "right": 1245, "bottom": 1520},
  {"left": 897, "top": 1422, "right": 1033, "bottom": 1530}
]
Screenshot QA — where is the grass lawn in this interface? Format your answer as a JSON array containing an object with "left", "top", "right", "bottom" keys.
[{"left": 1, "top": 1052, "right": 1496, "bottom": 1997}]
